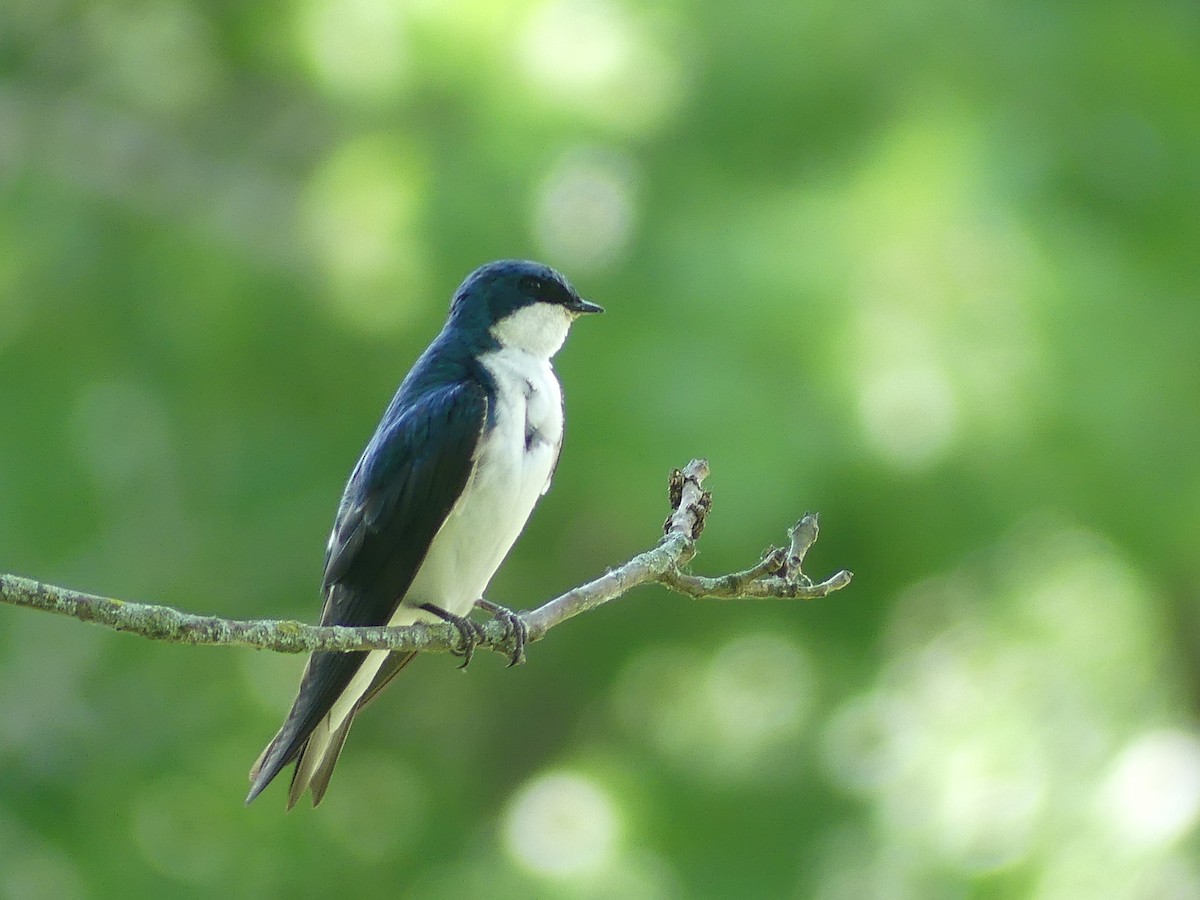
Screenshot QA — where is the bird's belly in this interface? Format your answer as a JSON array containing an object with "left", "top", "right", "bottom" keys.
[
  {"left": 330, "top": 427, "right": 556, "bottom": 729},
  {"left": 402, "top": 375, "right": 561, "bottom": 617}
]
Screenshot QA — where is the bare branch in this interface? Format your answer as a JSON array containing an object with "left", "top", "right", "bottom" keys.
[{"left": 0, "top": 459, "right": 853, "bottom": 658}]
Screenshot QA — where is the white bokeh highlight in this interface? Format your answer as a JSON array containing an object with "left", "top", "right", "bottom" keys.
[
  {"left": 533, "top": 147, "right": 638, "bottom": 273},
  {"left": 817, "top": 522, "right": 1197, "bottom": 895},
  {"left": 857, "top": 358, "right": 958, "bottom": 470},
  {"left": 519, "top": 0, "right": 684, "bottom": 133},
  {"left": 1099, "top": 729, "right": 1200, "bottom": 850},
  {"left": 503, "top": 771, "right": 621, "bottom": 879},
  {"left": 296, "top": 0, "right": 410, "bottom": 100}
]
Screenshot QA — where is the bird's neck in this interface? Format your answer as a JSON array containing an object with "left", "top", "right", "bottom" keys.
[{"left": 487, "top": 304, "right": 571, "bottom": 361}]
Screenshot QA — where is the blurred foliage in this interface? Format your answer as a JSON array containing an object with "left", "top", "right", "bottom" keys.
[{"left": 2, "top": 0, "right": 1199, "bottom": 897}]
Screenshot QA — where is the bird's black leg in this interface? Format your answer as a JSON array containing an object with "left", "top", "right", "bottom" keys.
[
  {"left": 475, "top": 598, "right": 528, "bottom": 667},
  {"left": 419, "top": 603, "right": 485, "bottom": 669}
]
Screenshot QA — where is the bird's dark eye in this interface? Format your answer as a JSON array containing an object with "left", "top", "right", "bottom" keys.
[{"left": 519, "top": 275, "right": 547, "bottom": 296}]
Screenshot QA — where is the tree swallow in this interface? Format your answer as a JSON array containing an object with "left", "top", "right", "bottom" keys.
[{"left": 246, "top": 260, "right": 602, "bottom": 807}]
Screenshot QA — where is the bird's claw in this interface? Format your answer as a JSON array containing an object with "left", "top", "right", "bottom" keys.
[
  {"left": 475, "top": 598, "right": 528, "bottom": 667},
  {"left": 419, "top": 603, "right": 485, "bottom": 669}
]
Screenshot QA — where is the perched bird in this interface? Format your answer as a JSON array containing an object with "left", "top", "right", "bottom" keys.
[{"left": 246, "top": 260, "right": 602, "bottom": 807}]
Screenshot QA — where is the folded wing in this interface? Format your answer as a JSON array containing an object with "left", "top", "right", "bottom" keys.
[{"left": 246, "top": 379, "right": 487, "bottom": 803}]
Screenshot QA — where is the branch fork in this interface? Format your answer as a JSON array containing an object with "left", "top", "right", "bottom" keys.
[{"left": 657, "top": 464, "right": 852, "bottom": 603}]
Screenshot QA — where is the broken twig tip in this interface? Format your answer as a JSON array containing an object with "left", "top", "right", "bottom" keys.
[{"left": 664, "top": 459, "right": 713, "bottom": 540}]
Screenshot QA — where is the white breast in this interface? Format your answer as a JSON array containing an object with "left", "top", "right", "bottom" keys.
[{"left": 403, "top": 344, "right": 563, "bottom": 617}]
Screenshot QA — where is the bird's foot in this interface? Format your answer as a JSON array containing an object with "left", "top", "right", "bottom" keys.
[
  {"left": 475, "top": 598, "right": 528, "bottom": 667},
  {"left": 419, "top": 603, "right": 485, "bottom": 669}
]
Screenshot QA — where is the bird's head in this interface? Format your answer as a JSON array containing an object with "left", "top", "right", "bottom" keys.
[{"left": 449, "top": 260, "right": 603, "bottom": 358}]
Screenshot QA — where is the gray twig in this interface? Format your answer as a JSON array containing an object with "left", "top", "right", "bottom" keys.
[{"left": 0, "top": 459, "right": 853, "bottom": 658}]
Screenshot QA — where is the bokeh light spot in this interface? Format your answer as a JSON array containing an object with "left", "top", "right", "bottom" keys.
[
  {"left": 532, "top": 146, "right": 638, "bottom": 274},
  {"left": 1099, "top": 729, "right": 1200, "bottom": 850},
  {"left": 519, "top": 0, "right": 684, "bottom": 133},
  {"left": 819, "top": 521, "right": 1194, "bottom": 890},
  {"left": 857, "top": 358, "right": 958, "bottom": 469},
  {"left": 931, "top": 736, "right": 1048, "bottom": 872},
  {"left": 303, "top": 135, "right": 428, "bottom": 334},
  {"left": 503, "top": 770, "right": 621, "bottom": 878},
  {"left": 704, "top": 633, "right": 813, "bottom": 758},
  {"left": 296, "top": 0, "right": 410, "bottom": 101},
  {"left": 822, "top": 691, "right": 918, "bottom": 794}
]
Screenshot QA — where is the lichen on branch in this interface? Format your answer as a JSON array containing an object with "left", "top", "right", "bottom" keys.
[{"left": 0, "top": 459, "right": 853, "bottom": 659}]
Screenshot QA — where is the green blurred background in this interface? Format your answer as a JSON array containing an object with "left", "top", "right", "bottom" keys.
[{"left": 2, "top": 0, "right": 1198, "bottom": 897}]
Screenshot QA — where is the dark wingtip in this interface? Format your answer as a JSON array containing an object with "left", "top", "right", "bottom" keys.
[
  {"left": 244, "top": 733, "right": 293, "bottom": 808},
  {"left": 244, "top": 783, "right": 265, "bottom": 806},
  {"left": 246, "top": 760, "right": 303, "bottom": 810},
  {"left": 245, "top": 760, "right": 279, "bottom": 806}
]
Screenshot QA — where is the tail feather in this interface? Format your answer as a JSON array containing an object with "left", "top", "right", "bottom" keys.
[
  {"left": 358, "top": 651, "right": 419, "bottom": 712},
  {"left": 246, "top": 649, "right": 421, "bottom": 807},
  {"left": 299, "top": 713, "right": 356, "bottom": 807},
  {"left": 247, "top": 603, "right": 433, "bottom": 807},
  {"left": 245, "top": 648, "right": 366, "bottom": 805},
  {"left": 290, "top": 650, "right": 419, "bottom": 807}
]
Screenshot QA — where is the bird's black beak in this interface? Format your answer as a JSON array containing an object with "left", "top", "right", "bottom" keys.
[{"left": 568, "top": 296, "right": 605, "bottom": 315}]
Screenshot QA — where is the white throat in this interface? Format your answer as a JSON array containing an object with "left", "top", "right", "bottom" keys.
[{"left": 488, "top": 303, "right": 573, "bottom": 359}]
